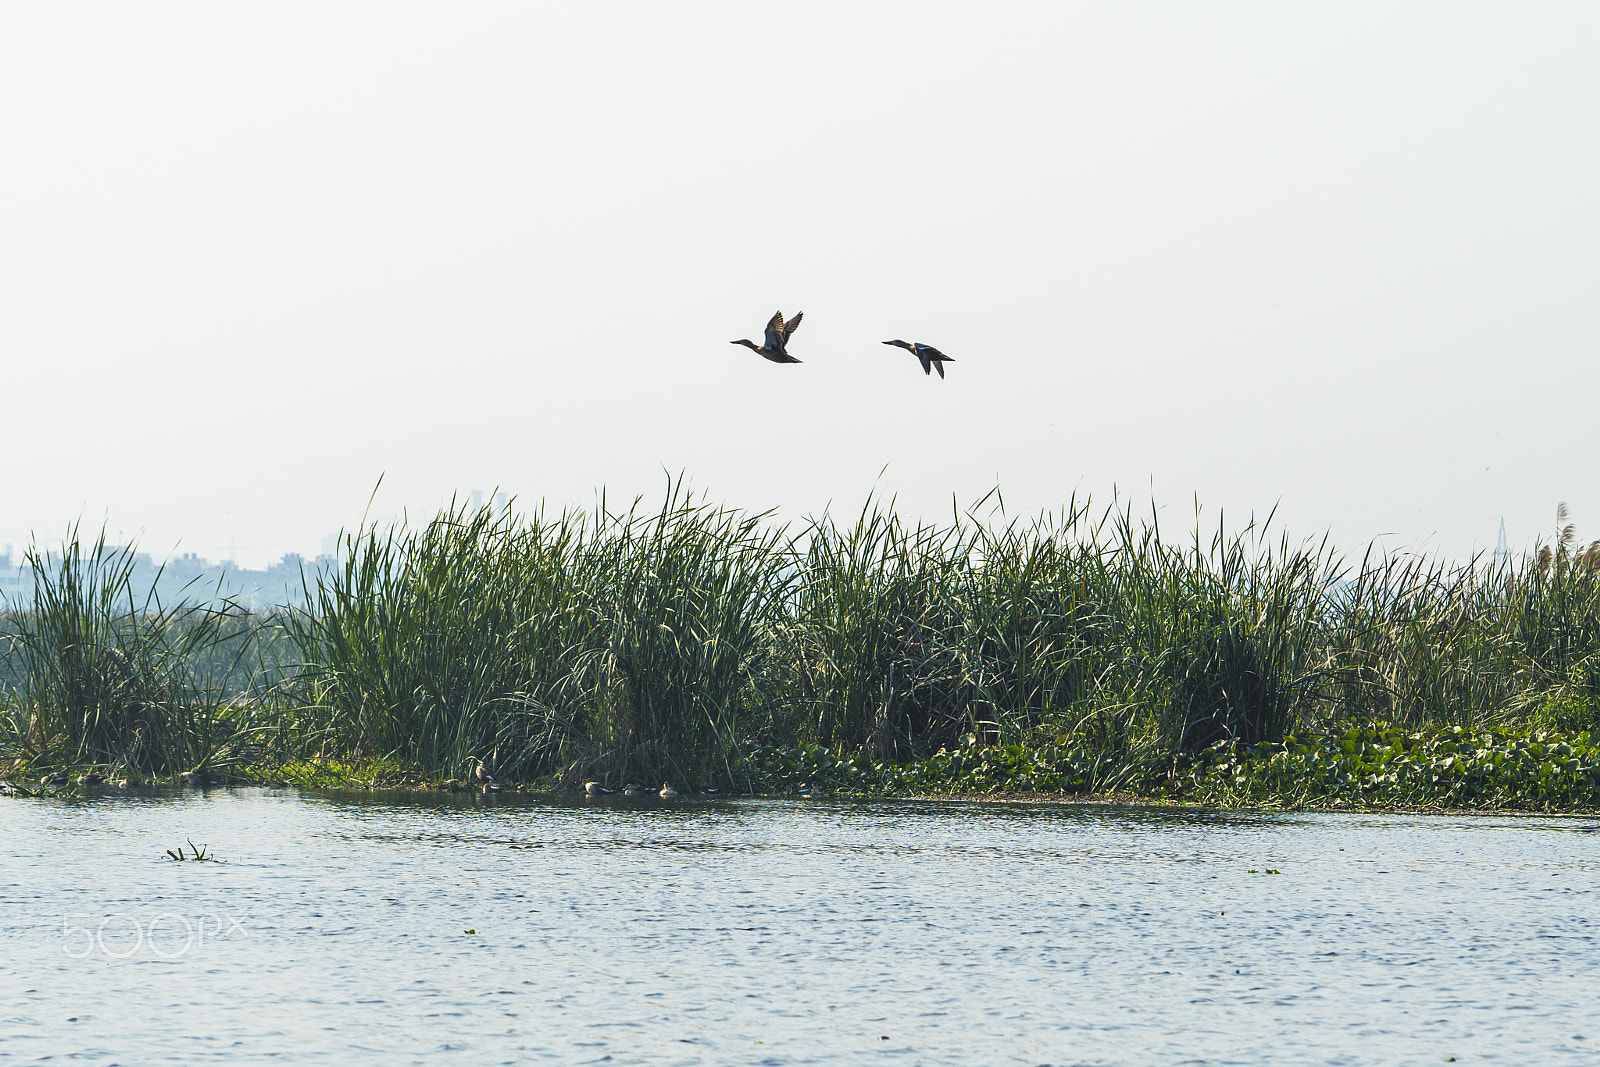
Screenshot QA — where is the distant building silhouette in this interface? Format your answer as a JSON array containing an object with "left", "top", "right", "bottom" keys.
[{"left": 0, "top": 546, "right": 330, "bottom": 610}]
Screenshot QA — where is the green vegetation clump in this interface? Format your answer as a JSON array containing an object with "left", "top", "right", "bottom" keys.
[
  {"left": 4, "top": 488, "right": 1600, "bottom": 811},
  {"left": 0, "top": 527, "right": 286, "bottom": 782},
  {"left": 1174, "top": 724, "right": 1600, "bottom": 811},
  {"left": 732, "top": 721, "right": 1600, "bottom": 812},
  {"left": 282, "top": 485, "right": 790, "bottom": 792}
]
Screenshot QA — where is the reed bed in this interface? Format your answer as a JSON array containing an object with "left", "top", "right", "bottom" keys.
[
  {"left": 282, "top": 484, "right": 792, "bottom": 790},
  {"left": 5, "top": 491, "right": 1599, "bottom": 805},
  {"left": 0, "top": 527, "right": 284, "bottom": 778}
]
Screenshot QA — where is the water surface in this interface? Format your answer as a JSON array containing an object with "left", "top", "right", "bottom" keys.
[{"left": 2, "top": 789, "right": 1595, "bottom": 1065}]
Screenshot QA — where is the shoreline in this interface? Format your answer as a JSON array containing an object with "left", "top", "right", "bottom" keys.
[
  {"left": 8, "top": 720, "right": 1599, "bottom": 815},
  {"left": 7, "top": 774, "right": 1597, "bottom": 818}
]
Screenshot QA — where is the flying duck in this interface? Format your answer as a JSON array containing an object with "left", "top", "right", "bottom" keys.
[
  {"left": 732, "top": 311, "right": 804, "bottom": 364},
  {"left": 883, "top": 339, "right": 954, "bottom": 379}
]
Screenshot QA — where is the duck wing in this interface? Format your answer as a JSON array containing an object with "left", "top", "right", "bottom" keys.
[
  {"left": 763, "top": 311, "right": 786, "bottom": 351},
  {"left": 917, "top": 351, "right": 933, "bottom": 375},
  {"left": 783, "top": 311, "right": 803, "bottom": 337},
  {"left": 914, "top": 343, "right": 951, "bottom": 362}
]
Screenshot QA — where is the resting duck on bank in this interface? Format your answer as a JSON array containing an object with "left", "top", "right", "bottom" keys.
[
  {"left": 658, "top": 783, "right": 678, "bottom": 800},
  {"left": 584, "top": 781, "right": 613, "bottom": 796},
  {"left": 623, "top": 782, "right": 647, "bottom": 797}
]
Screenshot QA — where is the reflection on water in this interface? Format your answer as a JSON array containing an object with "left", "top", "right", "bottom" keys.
[{"left": 2, "top": 789, "right": 1595, "bottom": 1065}]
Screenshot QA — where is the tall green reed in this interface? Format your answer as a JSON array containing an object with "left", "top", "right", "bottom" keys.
[
  {"left": 10, "top": 490, "right": 1599, "bottom": 790},
  {"left": 1100, "top": 505, "right": 1338, "bottom": 753},
  {"left": 1327, "top": 537, "right": 1600, "bottom": 730},
  {"left": 773, "top": 501, "right": 973, "bottom": 758},
  {"left": 286, "top": 482, "right": 792, "bottom": 788},
  {"left": 0, "top": 527, "right": 269, "bottom": 774},
  {"left": 773, "top": 497, "right": 1338, "bottom": 770}
]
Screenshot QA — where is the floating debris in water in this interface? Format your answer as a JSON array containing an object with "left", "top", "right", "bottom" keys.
[{"left": 164, "top": 838, "right": 217, "bottom": 862}]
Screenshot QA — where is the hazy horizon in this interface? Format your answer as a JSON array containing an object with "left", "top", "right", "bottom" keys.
[{"left": 5, "top": 3, "right": 1596, "bottom": 568}]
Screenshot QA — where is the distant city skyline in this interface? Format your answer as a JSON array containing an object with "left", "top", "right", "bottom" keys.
[{"left": 0, "top": 540, "right": 329, "bottom": 609}]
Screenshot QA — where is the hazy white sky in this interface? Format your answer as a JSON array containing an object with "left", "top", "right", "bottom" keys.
[{"left": 3, "top": 2, "right": 1596, "bottom": 567}]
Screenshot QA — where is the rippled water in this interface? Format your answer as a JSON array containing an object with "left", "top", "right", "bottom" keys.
[{"left": 1, "top": 789, "right": 1595, "bottom": 1065}]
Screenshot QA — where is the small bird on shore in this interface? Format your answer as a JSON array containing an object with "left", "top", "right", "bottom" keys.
[
  {"left": 732, "top": 311, "right": 804, "bottom": 364},
  {"left": 659, "top": 782, "right": 678, "bottom": 800},
  {"left": 883, "top": 339, "right": 954, "bottom": 379},
  {"left": 472, "top": 758, "right": 494, "bottom": 786},
  {"left": 584, "top": 780, "right": 613, "bottom": 796}
]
